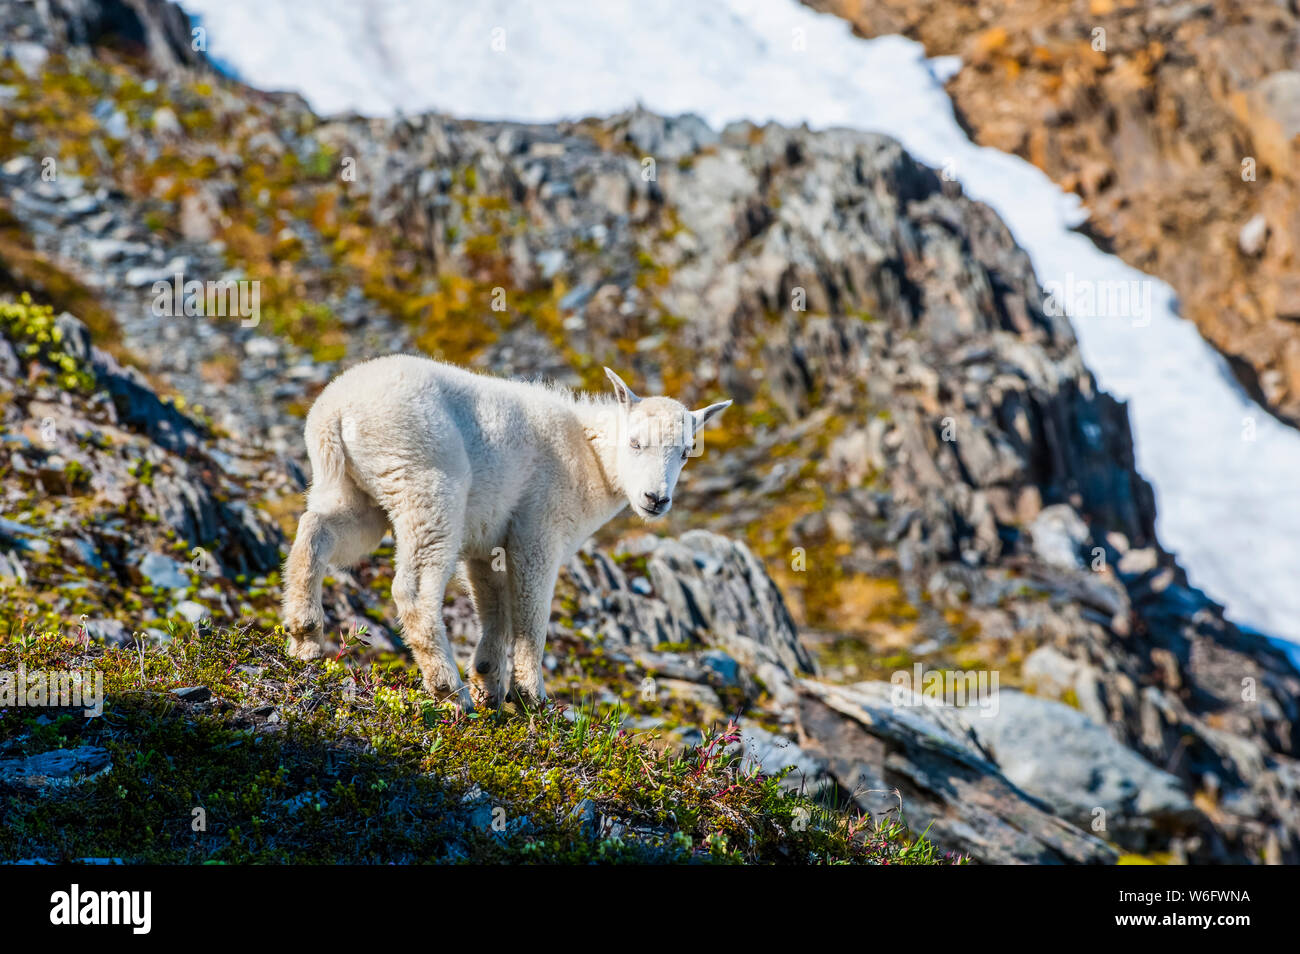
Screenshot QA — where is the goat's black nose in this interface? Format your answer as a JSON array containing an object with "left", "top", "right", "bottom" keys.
[{"left": 644, "top": 492, "right": 668, "bottom": 510}]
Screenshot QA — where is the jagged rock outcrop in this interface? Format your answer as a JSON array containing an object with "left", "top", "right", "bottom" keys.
[
  {"left": 3, "top": 0, "right": 205, "bottom": 74},
  {"left": 566, "top": 530, "right": 815, "bottom": 681},
  {"left": 0, "top": 301, "right": 284, "bottom": 630},
  {"left": 796, "top": 680, "right": 1116, "bottom": 864}
]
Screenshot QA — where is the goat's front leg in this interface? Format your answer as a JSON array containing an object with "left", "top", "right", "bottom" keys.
[{"left": 507, "top": 546, "right": 561, "bottom": 709}]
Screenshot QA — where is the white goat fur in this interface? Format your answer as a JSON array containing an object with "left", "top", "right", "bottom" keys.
[{"left": 281, "top": 354, "right": 730, "bottom": 709}]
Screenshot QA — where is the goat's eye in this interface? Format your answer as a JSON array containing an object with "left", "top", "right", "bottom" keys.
[
  {"left": 629, "top": 438, "right": 641, "bottom": 451},
  {"left": 681, "top": 448, "right": 690, "bottom": 461}
]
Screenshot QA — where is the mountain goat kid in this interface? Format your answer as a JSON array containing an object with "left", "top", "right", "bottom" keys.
[{"left": 281, "top": 355, "right": 731, "bottom": 710}]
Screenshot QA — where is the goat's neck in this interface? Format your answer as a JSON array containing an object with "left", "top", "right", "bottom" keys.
[{"left": 576, "top": 402, "right": 627, "bottom": 521}]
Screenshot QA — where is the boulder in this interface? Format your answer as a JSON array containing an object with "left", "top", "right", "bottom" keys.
[
  {"left": 0, "top": 747, "right": 112, "bottom": 791},
  {"left": 1029, "top": 504, "right": 1090, "bottom": 570},
  {"left": 966, "top": 689, "right": 1199, "bottom": 851},
  {"left": 796, "top": 680, "right": 1117, "bottom": 864}
]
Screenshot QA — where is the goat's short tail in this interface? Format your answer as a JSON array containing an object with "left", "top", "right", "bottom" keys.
[{"left": 306, "top": 408, "right": 350, "bottom": 489}]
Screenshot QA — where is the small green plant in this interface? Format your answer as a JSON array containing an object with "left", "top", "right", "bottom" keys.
[{"left": 0, "top": 294, "right": 95, "bottom": 391}]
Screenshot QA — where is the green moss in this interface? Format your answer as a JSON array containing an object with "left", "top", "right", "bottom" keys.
[
  {"left": 60, "top": 459, "right": 92, "bottom": 493},
  {"left": 0, "top": 622, "right": 949, "bottom": 864}
]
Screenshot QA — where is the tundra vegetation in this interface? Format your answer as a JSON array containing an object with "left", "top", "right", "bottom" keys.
[{"left": 0, "top": 625, "right": 945, "bottom": 864}]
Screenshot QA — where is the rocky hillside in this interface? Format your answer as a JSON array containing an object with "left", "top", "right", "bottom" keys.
[
  {"left": 810, "top": 0, "right": 1300, "bottom": 425},
  {"left": 1, "top": 0, "right": 1298, "bottom": 863}
]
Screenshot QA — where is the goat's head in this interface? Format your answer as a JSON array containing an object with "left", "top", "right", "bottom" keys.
[{"left": 603, "top": 367, "right": 731, "bottom": 520}]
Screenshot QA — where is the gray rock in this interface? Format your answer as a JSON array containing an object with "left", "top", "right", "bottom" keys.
[
  {"left": 101, "top": 109, "right": 128, "bottom": 140},
  {"left": 1030, "top": 504, "right": 1091, "bottom": 570},
  {"left": 151, "top": 106, "right": 182, "bottom": 139},
  {"left": 969, "top": 689, "right": 1198, "bottom": 849},
  {"left": 138, "top": 552, "right": 189, "bottom": 590},
  {"left": 171, "top": 685, "right": 212, "bottom": 702},
  {"left": 0, "top": 549, "right": 27, "bottom": 583},
  {"left": 53, "top": 311, "right": 93, "bottom": 363},
  {"left": 8, "top": 41, "right": 48, "bottom": 77},
  {"left": 179, "top": 189, "right": 220, "bottom": 242},
  {"left": 1021, "top": 645, "right": 1082, "bottom": 699},
  {"left": 699, "top": 649, "right": 742, "bottom": 687},
  {"left": 0, "top": 517, "right": 45, "bottom": 545},
  {"left": 1252, "top": 70, "right": 1300, "bottom": 142},
  {"left": 83, "top": 618, "right": 129, "bottom": 646},
  {"left": 671, "top": 726, "right": 704, "bottom": 747},
  {"left": 61, "top": 537, "right": 102, "bottom": 569},
  {"left": 0, "top": 746, "right": 111, "bottom": 791},
  {"left": 736, "top": 724, "right": 824, "bottom": 782},
  {"left": 623, "top": 109, "right": 719, "bottom": 161},
  {"left": 123, "top": 257, "right": 187, "bottom": 287},
  {"left": 535, "top": 248, "right": 566, "bottom": 279},
  {"left": 173, "top": 600, "right": 207, "bottom": 624},
  {"left": 243, "top": 336, "right": 282, "bottom": 359},
  {"left": 643, "top": 530, "right": 816, "bottom": 677},
  {"left": 797, "top": 680, "right": 1116, "bottom": 864},
  {"left": 1, "top": 156, "right": 32, "bottom": 176},
  {"left": 1117, "top": 547, "right": 1158, "bottom": 577},
  {"left": 84, "top": 237, "right": 150, "bottom": 264}
]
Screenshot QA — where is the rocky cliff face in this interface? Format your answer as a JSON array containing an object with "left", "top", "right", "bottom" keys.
[
  {"left": 1, "top": 0, "right": 1297, "bottom": 864},
  {"left": 809, "top": 0, "right": 1300, "bottom": 425}
]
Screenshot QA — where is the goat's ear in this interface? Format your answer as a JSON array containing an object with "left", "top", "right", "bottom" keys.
[
  {"left": 691, "top": 400, "right": 732, "bottom": 432},
  {"left": 603, "top": 367, "right": 640, "bottom": 408}
]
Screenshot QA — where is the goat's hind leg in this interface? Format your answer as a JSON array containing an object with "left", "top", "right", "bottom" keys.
[
  {"left": 282, "top": 510, "right": 334, "bottom": 660},
  {"left": 388, "top": 487, "right": 472, "bottom": 711},
  {"left": 466, "top": 557, "right": 511, "bottom": 710},
  {"left": 508, "top": 545, "right": 561, "bottom": 709},
  {"left": 282, "top": 498, "right": 387, "bottom": 660}
]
